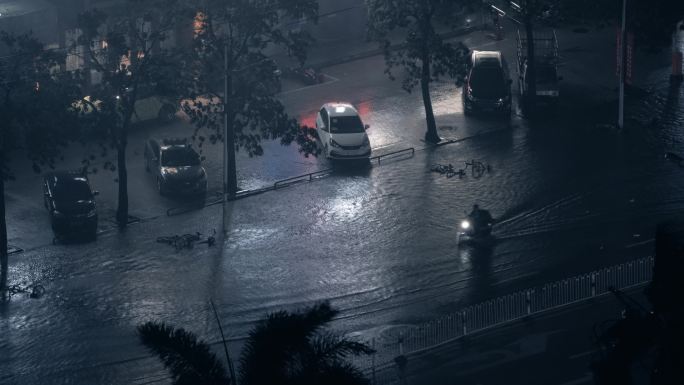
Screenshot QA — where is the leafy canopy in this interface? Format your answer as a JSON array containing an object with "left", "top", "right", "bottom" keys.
[
  {"left": 366, "top": 0, "right": 471, "bottom": 91},
  {"left": 0, "top": 31, "right": 82, "bottom": 180},
  {"left": 181, "top": 0, "right": 320, "bottom": 158}
]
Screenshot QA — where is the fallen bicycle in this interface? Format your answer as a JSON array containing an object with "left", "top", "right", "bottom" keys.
[
  {"left": 156, "top": 229, "right": 216, "bottom": 251},
  {"left": 430, "top": 160, "right": 491, "bottom": 179},
  {"left": 2, "top": 282, "right": 46, "bottom": 299},
  {"left": 430, "top": 163, "right": 466, "bottom": 178}
]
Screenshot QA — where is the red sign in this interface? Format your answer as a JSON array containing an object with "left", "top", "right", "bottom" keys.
[
  {"left": 625, "top": 32, "right": 634, "bottom": 85},
  {"left": 616, "top": 27, "right": 622, "bottom": 77}
]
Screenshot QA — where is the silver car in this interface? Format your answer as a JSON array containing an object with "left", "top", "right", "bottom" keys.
[{"left": 144, "top": 138, "right": 207, "bottom": 196}]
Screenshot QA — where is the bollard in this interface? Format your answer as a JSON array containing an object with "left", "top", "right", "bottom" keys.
[
  {"left": 672, "top": 51, "right": 683, "bottom": 82},
  {"left": 394, "top": 355, "right": 408, "bottom": 385},
  {"left": 591, "top": 272, "right": 596, "bottom": 297},
  {"left": 398, "top": 331, "right": 404, "bottom": 356},
  {"left": 371, "top": 338, "right": 376, "bottom": 385},
  {"left": 526, "top": 290, "right": 531, "bottom": 315},
  {"left": 461, "top": 311, "right": 467, "bottom": 336}
]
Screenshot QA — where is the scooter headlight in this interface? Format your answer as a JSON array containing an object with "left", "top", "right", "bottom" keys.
[{"left": 461, "top": 220, "right": 470, "bottom": 229}]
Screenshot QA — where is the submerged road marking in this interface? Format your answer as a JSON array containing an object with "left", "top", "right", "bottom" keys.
[
  {"left": 279, "top": 74, "right": 340, "bottom": 95},
  {"left": 470, "top": 41, "right": 499, "bottom": 50},
  {"left": 569, "top": 350, "right": 594, "bottom": 360},
  {"left": 558, "top": 373, "right": 593, "bottom": 385},
  {"left": 625, "top": 238, "right": 654, "bottom": 249},
  {"left": 496, "top": 271, "right": 539, "bottom": 285}
]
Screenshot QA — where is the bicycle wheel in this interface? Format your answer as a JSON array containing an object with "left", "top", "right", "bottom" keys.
[
  {"left": 172, "top": 238, "right": 187, "bottom": 251},
  {"left": 156, "top": 236, "right": 176, "bottom": 244}
]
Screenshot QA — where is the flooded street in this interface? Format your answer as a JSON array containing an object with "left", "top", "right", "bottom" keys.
[{"left": 2, "top": 27, "right": 684, "bottom": 385}]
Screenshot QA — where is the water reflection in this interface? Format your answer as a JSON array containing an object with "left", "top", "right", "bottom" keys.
[{"left": 459, "top": 239, "right": 496, "bottom": 303}]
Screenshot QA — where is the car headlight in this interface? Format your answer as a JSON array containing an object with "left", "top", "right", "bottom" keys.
[
  {"left": 53, "top": 210, "right": 64, "bottom": 217},
  {"left": 362, "top": 136, "right": 370, "bottom": 147},
  {"left": 162, "top": 167, "right": 178, "bottom": 176},
  {"left": 461, "top": 220, "right": 470, "bottom": 229},
  {"left": 330, "top": 139, "right": 343, "bottom": 149}
]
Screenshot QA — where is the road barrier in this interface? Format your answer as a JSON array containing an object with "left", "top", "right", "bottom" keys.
[
  {"left": 272, "top": 147, "right": 415, "bottom": 189},
  {"left": 370, "top": 147, "right": 415, "bottom": 165},
  {"left": 8, "top": 245, "right": 23, "bottom": 255},
  {"left": 357, "top": 255, "right": 655, "bottom": 382},
  {"left": 167, "top": 147, "right": 416, "bottom": 216},
  {"left": 273, "top": 168, "right": 334, "bottom": 189}
]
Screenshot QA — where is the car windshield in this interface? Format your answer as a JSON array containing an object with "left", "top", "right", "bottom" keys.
[
  {"left": 470, "top": 66, "right": 506, "bottom": 98},
  {"left": 161, "top": 147, "right": 200, "bottom": 167},
  {"left": 330, "top": 115, "right": 365, "bottom": 134},
  {"left": 53, "top": 178, "right": 92, "bottom": 201}
]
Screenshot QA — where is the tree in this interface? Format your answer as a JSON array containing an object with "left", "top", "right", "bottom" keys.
[
  {"left": 0, "top": 32, "right": 82, "bottom": 291},
  {"left": 138, "top": 302, "right": 373, "bottom": 385},
  {"left": 181, "top": 0, "right": 320, "bottom": 198},
  {"left": 73, "top": 0, "right": 190, "bottom": 226},
  {"left": 366, "top": 0, "right": 471, "bottom": 144},
  {"left": 519, "top": 0, "right": 542, "bottom": 116}
]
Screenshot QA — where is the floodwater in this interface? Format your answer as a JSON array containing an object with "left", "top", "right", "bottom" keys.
[{"left": 2, "top": 63, "right": 683, "bottom": 385}]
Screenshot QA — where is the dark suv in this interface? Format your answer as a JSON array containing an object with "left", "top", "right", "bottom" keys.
[
  {"left": 43, "top": 171, "right": 98, "bottom": 239},
  {"left": 463, "top": 50, "right": 513, "bottom": 116},
  {"left": 144, "top": 138, "right": 207, "bottom": 196}
]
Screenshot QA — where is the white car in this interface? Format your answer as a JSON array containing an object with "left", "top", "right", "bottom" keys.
[{"left": 315, "top": 103, "right": 371, "bottom": 159}]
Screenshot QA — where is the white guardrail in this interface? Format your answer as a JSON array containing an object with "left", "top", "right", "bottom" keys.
[{"left": 354, "top": 255, "right": 655, "bottom": 384}]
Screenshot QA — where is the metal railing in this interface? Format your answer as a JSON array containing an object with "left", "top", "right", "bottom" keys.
[
  {"left": 272, "top": 147, "right": 415, "bottom": 189},
  {"left": 166, "top": 147, "right": 414, "bottom": 214},
  {"left": 273, "top": 168, "right": 334, "bottom": 189},
  {"left": 8, "top": 245, "right": 23, "bottom": 255},
  {"left": 369, "top": 147, "right": 415, "bottom": 165},
  {"left": 355, "top": 255, "right": 655, "bottom": 380}
]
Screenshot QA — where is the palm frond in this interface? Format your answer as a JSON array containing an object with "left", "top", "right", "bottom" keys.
[
  {"left": 239, "top": 301, "right": 339, "bottom": 385},
  {"left": 293, "top": 360, "right": 371, "bottom": 385},
  {"left": 310, "top": 332, "right": 375, "bottom": 361},
  {"left": 137, "top": 321, "right": 230, "bottom": 385}
]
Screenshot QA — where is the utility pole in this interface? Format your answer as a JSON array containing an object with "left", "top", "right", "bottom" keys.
[
  {"left": 523, "top": 0, "right": 537, "bottom": 116},
  {"left": 618, "top": 0, "right": 627, "bottom": 130},
  {"left": 224, "top": 44, "right": 237, "bottom": 199},
  {"left": 223, "top": 41, "right": 228, "bottom": 203},
  {"left": 222, "top": 40, "right": 238, "bottom": 234}
]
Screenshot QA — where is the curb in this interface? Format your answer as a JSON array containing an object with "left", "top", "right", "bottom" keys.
[{"left": 309, "top": 24, "right": 481, "bottom": 70}]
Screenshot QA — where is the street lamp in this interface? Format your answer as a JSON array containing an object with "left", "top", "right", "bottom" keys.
[{"left": 618, "top": 0, "right": 627, "bottom": 130}]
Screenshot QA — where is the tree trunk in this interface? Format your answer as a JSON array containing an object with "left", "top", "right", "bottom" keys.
[
  {"left": 116, "top": 130, "right": 129, "bottom": 227},
  {"left": 421, "top": 55, "right": 440, "bottom": 143},
  {"left": 525, "top": 7, "right": 537, "bottom": 116},
  {"left": 225, "top": 74, "right": 238, "bottom": 198},
  {"left": 0, "top": 177, "right": 7, "bottom": 291}
]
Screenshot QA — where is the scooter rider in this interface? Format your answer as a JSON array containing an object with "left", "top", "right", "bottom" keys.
[{"left": 469, "top": 204, "right": 493, "bottom": 226}]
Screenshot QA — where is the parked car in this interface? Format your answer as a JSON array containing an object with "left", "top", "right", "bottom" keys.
[
  {"left": 42, "top": 171, "right": 98, "bottom": 239},
  {"left": 519, "top": 58, "right": 561, "bottom": 103},
  {"left": 144, "top": 138, "right": 207, "bottom": 196},
  {"left": 516, "top": 29, "right": 561, "bottom": 105},
  {"left": 462, "top": 50, "right": 513, "bottom": 116},
  {"left": 315, "top": 103, "right": 371, "bottom": 160}
]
